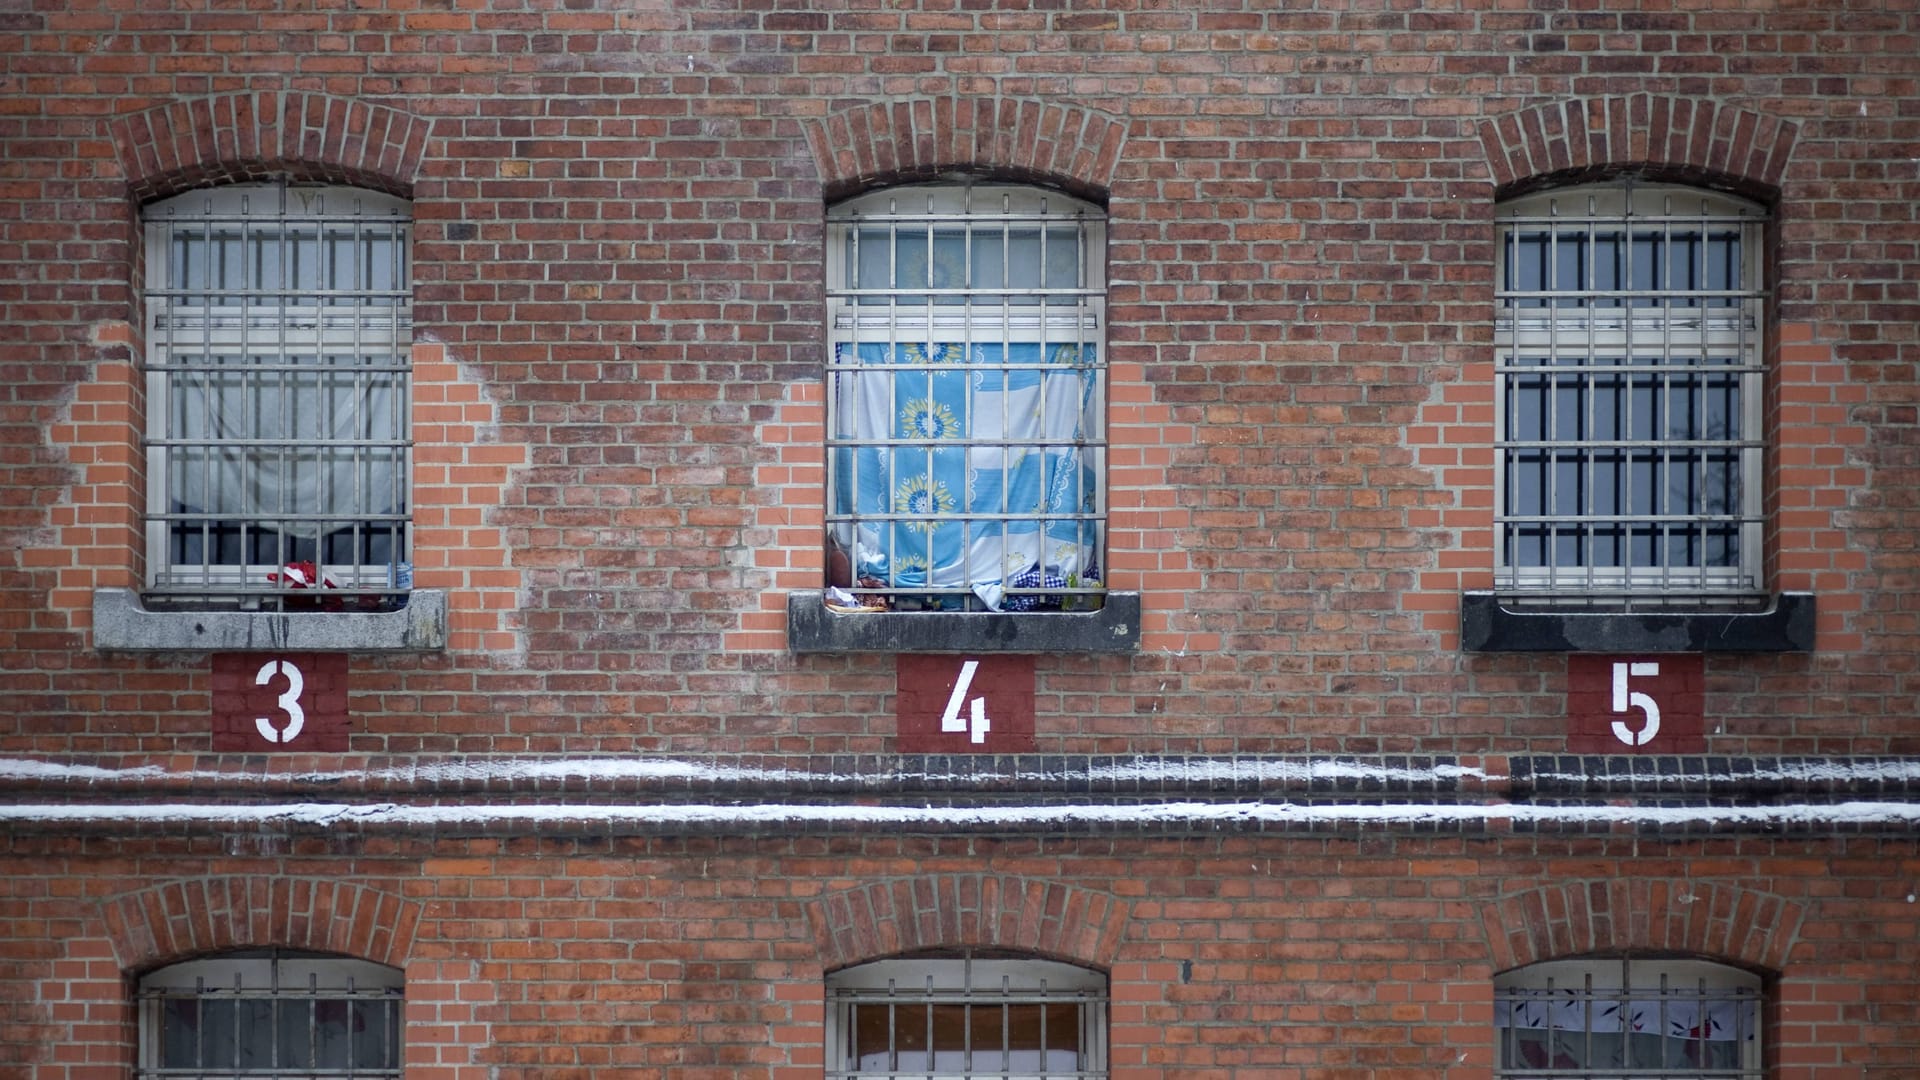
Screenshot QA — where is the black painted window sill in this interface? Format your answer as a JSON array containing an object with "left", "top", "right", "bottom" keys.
[
  {"left": 1460, "top": 590, "right": 1815, "bottom": 653},
  {"left": 787, "top": 589, "right": 1141, "bottom": 654}
]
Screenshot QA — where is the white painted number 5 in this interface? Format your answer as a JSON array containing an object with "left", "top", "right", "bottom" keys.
[
  {"left": 1610, "top": 661, "right": 1661, "bottom": 746},
  {"left": 254, "top": 659, "right": 307, "bottom": 744},
  {"left": 940, "top": 660, "right": 991, "bottom": 744}
]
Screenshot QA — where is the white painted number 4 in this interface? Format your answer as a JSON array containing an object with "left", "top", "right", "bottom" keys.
[
  {"left": 1610, "top": 661, "right": 1661, "bottom": 747},
  {"left": 940, "top": 660, "right": 991, "bottom": 744},
  {"left": 254, "top": 659, "right": 308, "bottom": 744}
]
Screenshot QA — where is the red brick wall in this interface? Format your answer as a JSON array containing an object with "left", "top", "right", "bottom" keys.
[
  {"left": 4, "top": 834, "right": 1917, "bottom": 1079},
  {"left": 2, "top": 1, "right": 1918, "bottom": 754},
  {"left": 2, "top": 1, "right": 1919, "bottom": 1077}
]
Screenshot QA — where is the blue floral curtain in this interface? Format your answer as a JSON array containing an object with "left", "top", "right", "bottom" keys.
[{"left": 831, "top": 340, "right": 1099, "bottom": 610}]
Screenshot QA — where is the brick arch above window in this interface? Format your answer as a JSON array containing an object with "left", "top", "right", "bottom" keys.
[
  {"left": 1478, "top": 94, "right": 1798, "bottom": 198},
  {"left": 803, "top": 96, "right": 1130, "bottom": 204},
  {"left": 805, "top": 874, "right": 1132, "bottom": 972},
  {"left": 108, "top": 91, "right": 433, "bottom": 202},
  {"left": 1483, "top": 880, "right": 1805, "bottom": 976},
  {"left": 100, "top": 877, "right": 421, "bottom": 973}
]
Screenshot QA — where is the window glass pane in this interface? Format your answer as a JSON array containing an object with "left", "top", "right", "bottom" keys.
[
  {"left": 147, "top": 185, "right": 411, "bottom": 596},
  {"left": 827, "top": 186, "right": 1105, "bottom": 612},
  {"left": 200, "top": 998, "right": 237, "bottom": 1068},
  {"left": 140, "top": 954, "right": 404, "bottom": 1077},
  {"left": 1495, "top": 960, "right": 1759, "bottom": 1078},
  {"left": 829, "top": 957, "right": 1104, "bottom": 1078},
  {"left": 355, "top": 999, "right": 396, "bottom": 1071},
  {"left": 159, "top": 997, "right": 200, "bottom": 1069},
  {"left": 1494, "top": 184, "right": 1761, "bottom": 595},
  {"left": 276, "top": 998, "right": 311, "bottom": 1069},
  {"left": 314, "top": 998, "right": 352, "bottom": 1069},
  {"left": 850, "top": 1001, "right": 892, "bottom": 1069}
]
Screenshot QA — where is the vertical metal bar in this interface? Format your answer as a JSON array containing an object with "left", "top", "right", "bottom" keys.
[
  {"left": 1493, "top": 217, "right": 1510, "bottom": 580},
  {"left": 925, "top": 194, "right": 941, "bottom": 598},
  {"left": 1038, "top": 977, "right": 1050, "bottom": 1078},
  {"left": 922, "top": 973, "right": 934, "bottom": 1072},
  {"left": 831, "top": 215, "right": 850, "bottom": 577},
  {"left": 197, "top": 210, "right": 219, "bottom": 588},
  {"left": 1544, "top": 212, "right": 1561, "bottom": 590}
]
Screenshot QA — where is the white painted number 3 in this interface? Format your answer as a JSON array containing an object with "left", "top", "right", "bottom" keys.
[
  {"left": 254, "top": 659, "right": 307, "bottom": 744},
  {"left": 940, "top": 660, "right": 991, "bottom": 744},
  {"left": 1610, "top": 661, "right": 1661, "bottom": 746}
]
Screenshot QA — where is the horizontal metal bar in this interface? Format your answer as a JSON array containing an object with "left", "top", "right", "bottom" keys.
[
  {"left": 1494, "top": 515, "right": 1759, "bottom": 525},
  {"left": 828, "top": 210, "right": 1102, "bottom": 224},
  {"left": 147, "top": 435, "right": 410, "bottom": 445},
  {"left": 824, "top": 513, "right": 1104, "bottom": 523},
  {"left": 150, "top": 290, "right": 411, "bottom": 300},
  {"left": 1495, "top": 363, "right": 1761, "bottom": 373},
  {"left": 1496, "top": 212, "right": 1763, "bottom": 224},
  {"left": 155, "top": 513, "right": 409, "bottom": 524},
  {"left": 147, "top": 356, "right": 409, "bottom": 367},
  {"left": 831, "top": 990, "right": 1106, "bottom": 1004},
  {"left": 1496, "top": 439, "right": 1757, "bottom": 449}
]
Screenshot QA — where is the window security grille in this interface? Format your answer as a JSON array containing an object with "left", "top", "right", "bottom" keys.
[
  {"left": 826, "top": 955, "right": 1108, "bottom": 1080},
  {"left": 137, "top": 951, "right": 404, "bottom": 1079},
  {"left": 143, "top": 184, "right": 411, "bottom": 611},
  {"left": 1494, "top": 958, "right": 1761, "bottom": 1079},
  {"left": 825, "top": 185, "right": 1106, "bottom": 612},
  {"left": 1494, "top": 184, "right": 1766, "bottom": 605}
]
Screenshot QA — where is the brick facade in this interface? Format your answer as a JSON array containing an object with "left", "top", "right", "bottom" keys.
[{"left": 3, "top": 1, "right": 1919, "bottom": 1077}]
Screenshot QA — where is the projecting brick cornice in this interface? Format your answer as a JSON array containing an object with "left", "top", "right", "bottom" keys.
[
  {"left": 1479, "top": 94, "right": 1798, "bottom": 197},
  {"left": 804, "top": 96, "right": 1129, "bottom": 201},
  {"left": 806, "top": 874, "right": 1131, "bottom": 970},
  {"left": 100, "top": 877, "right": 420, "bottom": 970},
  {"left": 1484, "top": 879, "right": 1805, "bottom": 975},
  {"left": 109, "top": 91, "right": 432, "bottom": 202}
]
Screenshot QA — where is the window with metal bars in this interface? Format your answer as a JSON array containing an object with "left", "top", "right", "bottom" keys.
[
  {"left": 1494, "top": 182, "right": 1766, "bottom": 605},
  {"left": 824, "top": 184, "right": 1106, "bottom": 613},
  {"left": 142, "top": 183, "right": 411, "bottom": 611},
  {"left": 826, "top": 955, "right": 1107, "bottom": 1080},
  {"left": 137, "top": 950, "right": 404, "bottom": 1078},
  {"left": 1495, "top": 957, "right": 1762, "bottom": 1079}
]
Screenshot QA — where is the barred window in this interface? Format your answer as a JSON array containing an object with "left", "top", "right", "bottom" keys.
[
  {"left": 825, "top": 184, "right": 1106, "bottom": 613},
  {"left": 138, "top": 950, "right": 404, "bottom": 1078},
  {"left": 143, "top": 184, "right": 411, "bottom": 611},
  {"left": 1495, "top": 183, "right": 1766, "bottom": 603},
  {"left": 827, "top": 955, "right": 1106, "bottom": 1079},
  {"left": 1495, "top": 958, "right": 1761, "bottom": 1079}
]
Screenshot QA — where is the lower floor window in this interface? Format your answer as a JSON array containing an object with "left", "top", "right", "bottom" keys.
[
  {"left": 827, "top": 954, "right": 1106, "bottom": 1079},
  {"left": 138, "top": 950, "right": 404, "bottom": 1078},
  {"left": 1495, "top": 957, "right": 1760, "bottom": 1078}
]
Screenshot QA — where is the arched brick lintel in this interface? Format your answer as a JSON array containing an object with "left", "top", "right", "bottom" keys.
[
  {"left": 804, "top": 97, "right": 1130, "bottom": 204},
  {"left": 1480, "top": 95, "right": 1798, "bottom": 201},
  {"left": 1483, "top": 879, "right": 1805, "bottom": 976},
  {"left": 100, "top": 877, "right": 422, "bottom": 973},
  {"left": 806, "top": 874, "right": 1132, "bottom": 972},
  {"left": 109, "top": 91, "right": 432, "bottom": 203}
]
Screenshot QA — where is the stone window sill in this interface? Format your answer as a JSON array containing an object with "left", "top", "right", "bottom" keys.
[
  {"left": 1460, "top": 590, "right": 1815, "bottom": 653},
  {"left": 786, "top": 589, "right": 1140, "bottom": 654},
  {"left": 92, "top": 587, "right": 448, "bottom": 653}
]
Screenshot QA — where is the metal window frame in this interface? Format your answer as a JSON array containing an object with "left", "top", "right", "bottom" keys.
[
  {"left": 141, "top": 183, "right": 413, "bottom": 610},
  {"left": 136, "top": 950, "right": 404, "bottom": 1079},
  {"left": 1494, "top": 957, "right": 1762, "bottom": 1080},
  {"left": 826, "top": 955, "right": 1108, "bottom": 1080},
  {"left": 824, "top": 183, "right": 1108, "bottom": 611},
  {"left": 1493, "top": 183, "right": 1767, "bottom": 605}
]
